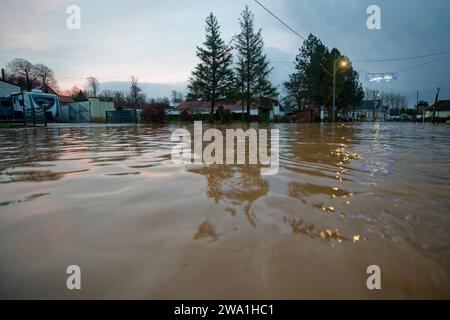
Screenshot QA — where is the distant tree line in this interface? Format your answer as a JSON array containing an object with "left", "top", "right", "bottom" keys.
[
  {"left": 59, "top": 76, "right": 182, "bottom": 108},
  {"left": 3, "top": 59, "right": 183, "bottom": 108},
  {"left": 365, "top": 88, "right": 409, "bottom": 109},
  {"left": 364, "top": 88, "right": 416, "bottom": 116},
  {"left": 94, "top": 77, "right": 182, "bottom": 108}
]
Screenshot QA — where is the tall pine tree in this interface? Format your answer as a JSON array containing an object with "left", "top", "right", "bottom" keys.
[
  {"left": 187, "top": 13, "right": 234, "bottom": 121},
  {"left": 284, "top": 33, "right": 363, "bottom": 115},
  {"left": 234, "top": 6, "right": 277, "bottom": 121},
  {"left": 284, "top": 34, "right": 329, "bottom": 111}
]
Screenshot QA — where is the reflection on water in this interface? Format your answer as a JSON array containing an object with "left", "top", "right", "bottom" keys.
[
  {"left": 189, "top": 165, "right": 269, "bottom": 228},
  {"left": 0, "top": 123, "right": 449, "bottom": 299}
]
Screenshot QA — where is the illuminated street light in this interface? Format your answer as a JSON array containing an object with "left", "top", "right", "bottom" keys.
[{"left": 332, "top": 57, "right": 349, "bottom": 122}]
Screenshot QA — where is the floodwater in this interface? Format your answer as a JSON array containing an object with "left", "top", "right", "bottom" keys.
[{"left": 0, "top": 122, "right": 449, "bottom": 299}]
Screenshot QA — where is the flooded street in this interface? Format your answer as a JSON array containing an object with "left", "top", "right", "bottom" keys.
[{"left": 0, "top": 122, "right": 449, "bottom": 299}]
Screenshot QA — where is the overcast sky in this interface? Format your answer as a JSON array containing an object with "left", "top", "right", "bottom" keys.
[{"left": 1, "top": 0, "right": 449, "bottom": 104}]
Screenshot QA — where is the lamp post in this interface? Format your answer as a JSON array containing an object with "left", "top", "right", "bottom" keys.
[{"left": 332, "top": 58, "right": 348, "bottom": 122}]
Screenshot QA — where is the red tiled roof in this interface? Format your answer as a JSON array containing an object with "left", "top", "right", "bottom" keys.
[
  {"left": 177, "top": 101, "right": 211, "bottom": 111},
  {"left": 118, "top": 103, "right": 170, "bottom": 110},
  {"left": 177, "top": 100, "right": 270, "bottom": 112},
  {"left": 59, "top": 95, "right": 75, "bottom": 104}
]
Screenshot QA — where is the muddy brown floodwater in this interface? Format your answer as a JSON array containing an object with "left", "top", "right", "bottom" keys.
[{"left": 0, "top": 122, "right": 449, "bottom": 299}]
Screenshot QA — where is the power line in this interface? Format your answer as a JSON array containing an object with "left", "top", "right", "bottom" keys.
[
  {"left": 353, "top": 50, "right": 450, "bottom": 63},
  {"left": 254, "top": 0, "right": 450, "bottom": 69},
  {"left": 253, "top": 0, "right": 306, "bottom": 41},
  {"left": 395, "top": 54, "right": 450, "bottom": 73}
]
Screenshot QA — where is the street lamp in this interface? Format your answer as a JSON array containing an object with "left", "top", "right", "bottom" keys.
[{"left": 332, "top": 57, "right": 348, "bottom": 122}]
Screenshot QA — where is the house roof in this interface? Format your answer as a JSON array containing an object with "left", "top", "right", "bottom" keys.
[
  {"left": 0, "top": 78, "right": 21, "bottom": 88},
  {"left": 0, "top": 79, "right": 22, "bottom": 97},
  {"left": 430, "top": 100, "right": 450, "bottom": 112},
  {"left": 59, "top": 95, "right": 75, "bottom": 104},
  {"left": 32, "top": 84, "right": 58, "bottom": 95},
  {"left": 177, "top": 100, "right": 276, "bottom": 112},
  {"left": 178, "top": 101, "right": 208, "bottom": 111},
  {"left": 178, "top": 101, "right": 240, "bottom": 112}
]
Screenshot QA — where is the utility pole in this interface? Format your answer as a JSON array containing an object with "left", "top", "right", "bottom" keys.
[
  {"left": 372, "top": 90, "right": 381, "bottom": 122},
  {"left": 332, "top": 57, "right": 348, "bottom": 122},
  {"left": 332, "top": 59, "right": 337, "bottom": 122},
  {"left": 431, "top": 88, "right": 440, "bottom": 124},
  {"left": 373, "top": 91, "right": 377, "bottom": 122},
  {"left": 416, "top": 91, "right": 419, "bottom": 121}
]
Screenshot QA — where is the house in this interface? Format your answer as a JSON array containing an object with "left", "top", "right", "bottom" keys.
[
  {"left": 0, "top": 79, "right": 21, "bottom": 98},
  {"left": 178, "top": 101, "right": 234, "bottom": 115},
  {"left": 32, "top": 83, "right": 58, "bottom": 95},
  {"left": 344, "top": 100, "right": 387, "bottom": 121},
  {"left": 427, "top": 100, "right": 450, "bottom": 121},
  {"left": 376, "top": 105, "right": 390, "bottom": 122},
  {"left": 177, "top": 98, "right": 282, "bottom": 121},
  {"left": 0, "top": 80, "right": 22, "bottom": 120},
  {"left": 416, "top": 102, "right": 430, "bottom": 121}
]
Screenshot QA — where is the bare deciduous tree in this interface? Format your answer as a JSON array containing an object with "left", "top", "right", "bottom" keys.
[
  {"left": 86, "top": 76, "right": 100, "bottom": 97},
  {"left": 6, "top": 58, "right": 37, "bottom": 90},
  {"left": 99, "top": 90, "right": 127, "bottom": 107},
  {"left": 170, "top": 90, "right": 183, "bottom": 106},
  {"left": 34, "top": 63, "right": 57, "bottom": 87},
  {"left": 129, "top": 76, "right": 143, "bottom": 105}
]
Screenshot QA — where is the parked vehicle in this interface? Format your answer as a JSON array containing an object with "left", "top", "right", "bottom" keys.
[
  {"left": 11, "top": 92, "right": 60, "bottom": 121},
  {"left": 0, "top": 96, "right": 14, "bottom": 120}
]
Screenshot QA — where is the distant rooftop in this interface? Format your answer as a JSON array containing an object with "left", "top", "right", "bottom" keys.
[{"left": 430, "top": 100, "right": 450, "bottom": 112}]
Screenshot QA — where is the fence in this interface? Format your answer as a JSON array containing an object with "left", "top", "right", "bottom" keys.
[
  {"left": 106, "top": 109, "right": 138, "bottom": 124},
  {"left": 67, "top": 102, "right": 91, "bottom": 122}
]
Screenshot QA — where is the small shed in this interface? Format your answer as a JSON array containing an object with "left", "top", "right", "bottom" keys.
[
  {"left": 89, "top": 97, "right": 115, "bottom": 122},
  {"left": 59, "top": 98, "right": 115, "bottom": 123}
]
